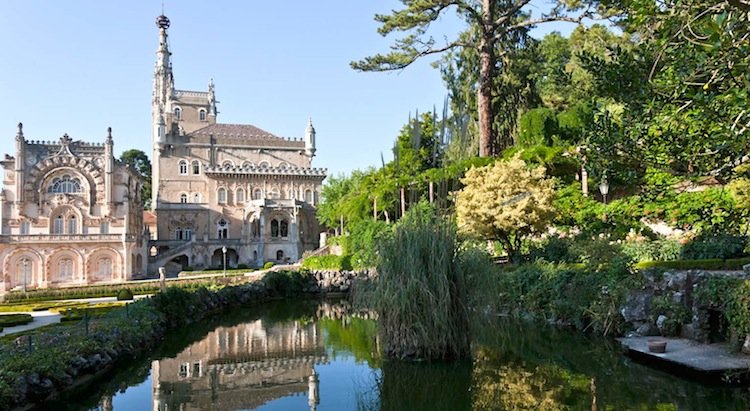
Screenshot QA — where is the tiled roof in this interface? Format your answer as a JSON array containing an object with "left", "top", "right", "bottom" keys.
[
  {"left": 143, "top": 211, "right": 157, "bottom": 225},
  {"left": 190, "top": 123, "right": 304, "bottom": 148}
]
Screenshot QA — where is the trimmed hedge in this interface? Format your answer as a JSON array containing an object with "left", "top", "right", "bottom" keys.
[
  {"left": 301, "top": 255, "right": 353, "bottom": 271},
  {"left": 0, "top": 314, "right": 33, "bottom": 328},
  {"left": 635, "top": 257, "right": 750, "bottom": 271}
]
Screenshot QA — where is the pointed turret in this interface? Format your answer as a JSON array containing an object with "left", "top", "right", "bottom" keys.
[{"left": 304, "top": 118, "right": 316, "bottom": 157}]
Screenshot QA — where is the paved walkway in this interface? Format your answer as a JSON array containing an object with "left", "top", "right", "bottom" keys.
[
  {"left": 618, "top": 337, "right": 750, "bottom": 381},
  {"left": 0, "top": 311, "right": 61, "bottom": 337}
]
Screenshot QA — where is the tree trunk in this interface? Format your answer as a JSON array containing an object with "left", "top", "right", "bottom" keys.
[
  {"left": 400, "top": 187, "right": 406, "bottom": 217},
  {"left": 373, "top": 197, "right": 378, "bottom": 221},
  {"left": 478, "top": 0, "right": 496, "bottom": 157}
]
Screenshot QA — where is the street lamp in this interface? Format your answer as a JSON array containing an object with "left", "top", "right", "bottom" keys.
[
  {"left": 222, "top": 246, "right": 227, "bottom": 277},
  {"left": 22, "top": 259, "right": 29, "bottom": 292},
  {"left": 599, "top": 175, "right": 609, "bottom": 222}
]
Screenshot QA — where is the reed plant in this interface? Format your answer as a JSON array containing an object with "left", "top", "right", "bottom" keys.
[{"left": 357, "top": 203, "right": 495, "bottom": 360}]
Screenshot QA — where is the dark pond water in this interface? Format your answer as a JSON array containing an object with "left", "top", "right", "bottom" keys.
[{"left": 36, "top": 299, "right": 750, "bottom": 411}]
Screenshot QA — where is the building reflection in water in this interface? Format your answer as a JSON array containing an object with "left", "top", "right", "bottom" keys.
[{"left": 151, "top": 315, "right": 327, "bottom": 411}]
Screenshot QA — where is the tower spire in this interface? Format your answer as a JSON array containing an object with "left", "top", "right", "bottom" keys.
[{"left": 152, "top": 14, "right": 172, "bottom": 210}]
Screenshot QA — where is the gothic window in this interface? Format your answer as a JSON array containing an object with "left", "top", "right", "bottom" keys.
[
  {"left": 271, "top": 219, "right": 279, "bottom": 238},
  {"left": 236, "top": 188, "right": 245, "bottom": 203},
  {"left": 53, "top": 215, "right": 64, "bottom": 234},
  {"left": 304, "top": 189, "right": 313, "bottom": 204},
  {"left": 280, "top": 220, "right": 289, "bottom": 237},
  {"left": 276, "top": 250, "right": 284, "bottom": 261},
  {"left": 179, "top": 160, "right": 188, "bottom": 175},
  {"left": 175, "top": 227, "right": 183, "bottom": 240},
  {"left": 192, "top": 161, "right": 200, "bottom": 175},
  {"left": 174, "top": 107, "right": 182, "bottom": 120},
  {"left": 199, "top": 109, "right": 207, "bottom": 121},
  {"left": 278, "top": 161, "right": 289, "bottom": 169},
  {"left": 48, "top": 175, "right": 82, "bottom": 193},
  {"left": 20, "top": 221, "right": 30, "bottom": 235},
  {"left": 59, "top": 258, "right": 73, "bottom": 281},
  {"left": 184, "top": 227, "right": 192, "bottom": 241},
  {"left": 180, "top": 193, "right": 188, "bottom": 204},
  {"left": 98, "top": 258, "right": 112, "bottom": 277},
  {"left": 67, "top": 216, "right": 77, "bottom": 234},
  {"left": 217, "top": 219, "right": 228, "bottom": 239},
  {"left": 193, "top": 193, "right": 201, "bottom": 203},
  {"left": 268, "top": 187, "right": 280, "bottom": 199},
  {"left": 253, "top": 188, "right": 262, "bottom": 200},
  {"left": 217, "top": 188, "right": 227, "bottom": 204},
  {"left": 100, "top": 222, "right": 109, "bottom": 234}
]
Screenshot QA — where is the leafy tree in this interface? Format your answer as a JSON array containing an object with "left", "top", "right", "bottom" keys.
[
  {"left": 518, "top": 107, "right": 558, "bottom": 146},
  {"left": 352, "top": 0, "right": 604, "bottom": 157},
  {"left": 456, "top": 156, "right": 555, "bottom": 262},
  {"left": 120, "top": 149, "right": 152, "bottom": 210}
]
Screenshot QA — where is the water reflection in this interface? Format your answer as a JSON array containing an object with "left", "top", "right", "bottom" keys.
[
  {"left": 153, "top": 317, "right": 325, "bottom": 411},
  {"left": 39, "top": 299, "right": 750, "bottom": 411}
]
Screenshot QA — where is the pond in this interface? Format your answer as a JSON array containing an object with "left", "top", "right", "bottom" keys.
[{"left": 36, "top": 299, "right": 750, "bottom": 411}]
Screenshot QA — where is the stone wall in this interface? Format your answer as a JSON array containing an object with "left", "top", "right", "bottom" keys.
[
  {"left": 621, "top": 269, "right": 750, "bottom": 342},
  {"left": 304, "top": 269, "right": 374, "bottom": 294}
]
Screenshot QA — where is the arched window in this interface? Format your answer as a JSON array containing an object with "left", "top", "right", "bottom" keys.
[
  {"left": 253, "top": 188, "right": 262, "bottom": 200},
  {"left": 98, "top": 258, "right": 112, "bottom": 277},
  {"left": 192, "top": 161, "right": 200, "bottom": 175},
  {"left": 276, "top": 250, "right": 284, "bottom": 261},
  {"left": 49, "top": 175, "right": 82, "bottom": 193},
  {"left": 184, "top": 227, "right": 192, "bottom": 241},
  {"left": 175, "top": 227, "right": 183, "bottom": 240},
  {"left": 280, "top": 220, "right": 289, "bottom": 237},
  {"left": 258, "top": 161, "right": 270, "bottom": 168},
  {"left": 67, "top": 215, "right": 77, "bottom": 234},
  {"left": 304, "top": 189, "right": 313, "bottom": 204},
  {"left": 236, "top": 188, "right": 245, "bottom": 203},
  {"left": 199, "top": 109, "right": 207, "bottom": 121},
  {"left": 268, "top": 187, "right": 280, "bottom": 199},
  {"left": 193, "top": 193, "right": 201, "bottom": 203},
  {"left": 217, "top": 219, "right": 228, "bottom": 239},
  {"left": 271, "top": 219, "right": 279, "bottom": 238},
  {"left": 278, "top": 161, "right": 289, "bottom": 169},
  {"left": 59, "top": 258, "right": 73, "bottom": 281},
  {"left": 179, "top": 160, "right": 188, "bottom": 175},
  {"left": 180, "top": 193, "right": 188, "bottom": 204},
  {"left": 217, "top": 188, "right": 227, "bottom": 204},
  {"left": 174, "top": 107, "right": 182, "bottom": 120},
  {"left": 53, "top": 215, "right": 64, "bottom": 234}
]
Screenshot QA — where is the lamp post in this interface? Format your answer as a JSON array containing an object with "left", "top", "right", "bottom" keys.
[
  {"left": 22, "top": 259, "right": 29, "bottom": 292},
  {"left": 599, "top": 175, "right": 609, "bottom": 222},
  {"left": 222, "top": 246, "right": 227, "bottom": 277}
]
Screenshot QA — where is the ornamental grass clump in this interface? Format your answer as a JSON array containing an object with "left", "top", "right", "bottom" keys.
[{"left": 357, "top": 203, "right": 495, "bottom": 361}]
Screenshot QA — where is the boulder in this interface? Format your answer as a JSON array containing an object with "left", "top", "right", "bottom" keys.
[{"left": 621, "top": 291, "right": 653, "bottom": 323}]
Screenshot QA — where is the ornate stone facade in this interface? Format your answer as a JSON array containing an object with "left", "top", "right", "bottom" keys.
[
  {"left": 149, "top": 15, "right": 326, "bottom": 274},
  {"left": 0, "top": 125, "right": 147, "bottom": 292}
]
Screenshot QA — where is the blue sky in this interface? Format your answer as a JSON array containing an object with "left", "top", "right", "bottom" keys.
[{"left": 0, "top": 1, "right": 582, "bottom": 177}]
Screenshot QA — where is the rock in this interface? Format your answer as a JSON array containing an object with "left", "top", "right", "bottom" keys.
[
  {"left": 636, "top": 322, "right": 658, "bottom": 336},
  {"left": 656, "top": 314, "right": 668, "bottom": 331},
  {"left": 680, "top": 323, "right": 695, "bottom": 340},
  {"left": 666, "top": 272, "right": 687, "bottom": 291},
  {"left": 672, "top": 291, "right": 684, "bottom": 304},
  {"left": 621, "top": 291, "right": 653, "bottom": 322}
]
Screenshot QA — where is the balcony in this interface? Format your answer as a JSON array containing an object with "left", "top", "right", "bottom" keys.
[{"left": 0, "top": 234, "right": 138, "bottom": 243}]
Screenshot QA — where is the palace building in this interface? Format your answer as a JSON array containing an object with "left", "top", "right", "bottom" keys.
[
  {"left": 0, "top": 125, "right": 147, "bottom": 292},
  {"left": 148, "top": 14, "right": 326, "bottom": 274},
  {"left": 0, "top": 13, "right": 326, "bottom": 291}
]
